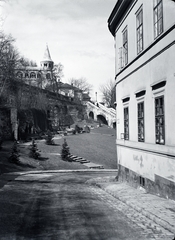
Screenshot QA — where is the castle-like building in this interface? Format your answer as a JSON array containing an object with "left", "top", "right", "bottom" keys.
[
  {"left": 15, "top": 45, "right": 88, "bottom": 102},
  {"left": 16, "top": 45, "right": 54, "bottom": 89}
]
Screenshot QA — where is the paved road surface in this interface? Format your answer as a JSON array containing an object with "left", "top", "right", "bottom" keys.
[{"left": 0, "top": 171, "right": 149, "bottom": 240}]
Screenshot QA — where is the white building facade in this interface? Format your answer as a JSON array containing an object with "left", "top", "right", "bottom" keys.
[{"left": 108, "top": 0, "right": 175, "bottom": 199}]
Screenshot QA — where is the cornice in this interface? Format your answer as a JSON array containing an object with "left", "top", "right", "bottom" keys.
[{"left": 108, "top": 0, "right": 135, "bottom": 36}]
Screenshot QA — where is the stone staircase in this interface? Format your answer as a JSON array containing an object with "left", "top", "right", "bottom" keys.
[{"left": 68, "top": 154, "right": 104, "bottom": 169}]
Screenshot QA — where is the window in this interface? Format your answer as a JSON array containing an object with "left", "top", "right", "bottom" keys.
[
  {"left": 16, "top": 71, "right": 23, "bottom": 78},
  {"left": 25, "top": 72, "right": 29, "bottom": 78},
  {"left": 46, "top": 73, "right": 51, "bottom": 79},
  {"left": 154, "top": 0, "right": 163, "bottom": 38},
  {"left": 124, "top": 107, "right": 129, "bottom": 140},
  {"left": 139, "top": 176, "right": 145, "bottom": 187},
  {"left": 118, "top": 47, "right": 123, "bottom": 70},
  {"left": 123, "top": 27, "right": 128, "bottom": 66},
  {"left": 136, "top": 7, "right": 143, "bottom": 54},
  {"left": 155, "top": 96, "right": 165, "bottom": 144},
  {"left": 30, "top": 72, "right": 36, "bottom": 78},
  {"left": 138, "top": 102, "right": 144, "bottom": 142}
]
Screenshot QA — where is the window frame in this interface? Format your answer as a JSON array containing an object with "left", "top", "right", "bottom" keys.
[
  {"left": 153, "top": 0, "right": 163, "bottom": 39},
  {"left": 118, "top": 47, "right": 123, "bottom": 70},
  {"left": 136, "top": 6, "right": 143, "bottom": 54},
  {"left": 137, "top": 101, "right": 145, "bottom": 142},
  {"left": 124, "top": 106, "right": 129, "bottom": 140},
  {"left": 155, "top": 95, "right": 165, "bottom": 145},
  {"left": 122, "top": 26, "right": 128, "bottom": 66}
]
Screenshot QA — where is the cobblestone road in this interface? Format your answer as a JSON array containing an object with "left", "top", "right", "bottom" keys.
[
  {"left": 90, "top": 187, "right": 174, "bottom": 239},
  {"left": 87, "top": 178, "right": 175, "bottom": 240}
]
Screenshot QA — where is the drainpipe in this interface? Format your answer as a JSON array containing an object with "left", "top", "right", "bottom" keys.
[{"left": 114, "top": 101, "right": 119, "bottom": 179}]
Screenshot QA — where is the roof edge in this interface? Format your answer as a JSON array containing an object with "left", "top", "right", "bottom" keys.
[{"left": 108, "top": 0, "right": 135, "bottom": 36}]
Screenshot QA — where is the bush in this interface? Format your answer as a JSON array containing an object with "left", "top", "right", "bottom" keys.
[
  {"left": 75, "top": 125, "right": 83, "bottom": 134},
  {"left": 8, "top": 141, "right": 20, "bottom": 163},
  {"left": 45, "top": 130, "right": 55, "bottom": 145},
  {"left": 29, "top": 139, "right": 41, "bottom": 159},
  {"left": 61, "top": 139, "right": 71, "bottom": 161}
]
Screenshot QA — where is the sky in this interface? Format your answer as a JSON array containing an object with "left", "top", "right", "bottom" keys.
[{"left": 0, "top": 0, "right": 116, "bottom": 101}]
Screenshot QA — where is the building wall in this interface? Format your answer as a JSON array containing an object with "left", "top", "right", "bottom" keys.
[
  {"left": 112, "top": 0, "right": 175, "bottom": 199},
  {"left": 115, "top": 0, "right": 175, "bottom": 75}
]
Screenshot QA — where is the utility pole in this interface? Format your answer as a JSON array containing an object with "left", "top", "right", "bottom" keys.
[{"left": 95, "top": 92, "right": 97, "bottom": 102}]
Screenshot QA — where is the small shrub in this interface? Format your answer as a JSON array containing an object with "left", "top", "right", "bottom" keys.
[
  {"left": 75, "top": 125, "right": 83, "bottom": 134},
  {"left": 29, "top": 139, "right": 41, "bottom": 159},
  {"left": 8, "top": 140, "right": 20, "bottom": 163},
  {"left": 84, "top": 125, "right": 90, "bottom": 133},
  {"left": 45, "top": 130, "right": 55, "bottom": 145},
  {"left": 61, "top": 139, "right": 71, "bottom": 161}
]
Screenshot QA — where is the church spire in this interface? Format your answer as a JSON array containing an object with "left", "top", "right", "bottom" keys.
[
  {"left": 40, "top": 44, "right": 54, "bottom": 70},
  {"left": 43, "top": 44, "right": 52, "bottom": 61}
]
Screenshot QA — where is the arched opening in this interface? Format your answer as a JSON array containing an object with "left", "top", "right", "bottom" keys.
[
  {"left": 25, "top": 72, "right": 29, "bottom": 78},
  {"left": 89, "top": 111, "right": 94, "bottom": 119},
  {"left": 54, "top": 105, "right": 61, "bottom": 113},
  {"left": 46, "top": 73, "right": 51, "bottom": 79},
  {"left": 30, "top": 72, "right": 36, "bottom": 78},
  {"left": 16, "top": 71, "right": 23, "bottom": 78},
  {"left": 97, "top": 114, "right": 108, "bottom": 125},
  {"left": 54, "top": 105, "right": 61, "bottom": 119},
  {"left": 113, "top": 122, "right": 116, "bottom": 129},
  {"left": 63, "top": 105, "right": 68, "bottom": 114}
]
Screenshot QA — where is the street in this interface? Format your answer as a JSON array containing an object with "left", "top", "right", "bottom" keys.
[
  {"left": 0, "top": 171, "right": 147, "bottom": 240},
  {"left": 0, "top": 126, "right": 174, "bottom": 240}
]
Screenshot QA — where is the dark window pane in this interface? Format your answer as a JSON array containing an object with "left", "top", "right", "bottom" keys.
[
  {"left": 155, "top": 96, "right": 165, "bottom": 144},
  {"left": 138, "top": 102, "right": 144, "bottom": 142},
  {"left": 154, "top": 0, "right": 163, "bottom": 38}
]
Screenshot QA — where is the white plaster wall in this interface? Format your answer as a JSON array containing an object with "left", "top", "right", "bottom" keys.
[
  {"left": 115, "top": 0, "right": 175, "bottom": 75},
  {"left": 116, "top": 44, "right": 175, "bottom": 145},
  {"left": 117, "top": 145, "right": 175, "bottom": 182},
  {"left": 113, "top": 0, "right": 175, "bottom": 182}
]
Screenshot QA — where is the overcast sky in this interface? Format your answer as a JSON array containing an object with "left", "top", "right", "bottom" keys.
[{"left": 1, "top": 0, "right": 116, "bottom": 101}]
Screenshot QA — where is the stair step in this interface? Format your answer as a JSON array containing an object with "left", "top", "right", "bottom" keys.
[
  {"left": 90, "top": 166, "right": 104, "bottom": 169},
  {"left": 70, "top": 155, "right": 78, "bottom": 158},
  {"left": 74, "top": 158, "right": 82, "bottom": 162},
  {"left": 80, "top": 160, "right": 90, "bottom": 164},
  {"left": 83, "top": 162, "right": 104, "bottom": 169},
  {"left": 69, "top": 154, "right": 103, "bottom": 169}
]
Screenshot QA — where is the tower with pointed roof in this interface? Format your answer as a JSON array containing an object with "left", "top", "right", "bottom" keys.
[{"left": 40, "top": 44, "right": 54, "bottom": 71}]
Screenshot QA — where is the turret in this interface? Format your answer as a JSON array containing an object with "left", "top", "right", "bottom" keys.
[{"left": 40, "top": 44, "right": 54, "bottom": 70}]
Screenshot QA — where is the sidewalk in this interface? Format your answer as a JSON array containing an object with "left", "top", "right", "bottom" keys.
[{"left": 91, "top": 177, "right": 175, "bottom": 238}]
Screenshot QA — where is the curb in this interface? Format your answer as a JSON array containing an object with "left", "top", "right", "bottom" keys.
[{"left": 0, "top": 169, "right": 118, "bottom": 181}]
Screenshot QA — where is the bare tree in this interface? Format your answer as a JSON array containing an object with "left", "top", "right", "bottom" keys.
[
  {"left": 68, "top": 77, "right": 93, "bottom": 93},
  {"left": 19, "top": 56, "right": 37, "bottom": 67},
  {"left": 100, "top": 79, "right": 116, "bottom": 108},
  {"left": 0, "top": 32, "right": 19, "bottom": 99},
  {"left": 45, "top": 63, "right": 64, "bottom": 95}
]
